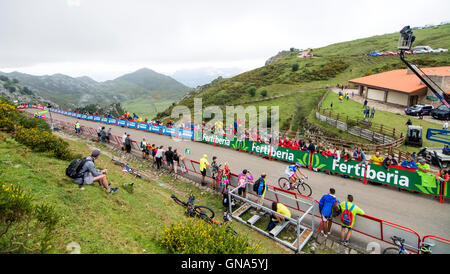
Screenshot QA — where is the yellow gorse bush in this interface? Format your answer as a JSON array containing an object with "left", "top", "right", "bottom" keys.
[{"left": 160, "top": 219, "right": 259, "bottom": 254}]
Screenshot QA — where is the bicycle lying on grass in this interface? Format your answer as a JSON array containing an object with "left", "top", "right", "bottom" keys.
[
  {"left": 111, "top": 158, "right": 143, "bottom": 179},
  {"left": 278, "top": 176, "right": 312, "bottom": 196},
  {"left": 383, "top": 236, "right": 434, "bottom": 254},
  {"left": 171, "top": 194, "right": 238, "bottom": 236}
]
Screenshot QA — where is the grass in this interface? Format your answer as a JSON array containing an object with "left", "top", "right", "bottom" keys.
[
  {"left": 122, "top": 97, "right": 175, "bottom": 120},
  {"left": 0, "top": 132, "right": 298, "bottom": 254},
  {"left": 320, "top": 91, "right": 443, "bottom": 150}
]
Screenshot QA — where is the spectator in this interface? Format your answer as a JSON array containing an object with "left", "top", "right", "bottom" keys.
[
  {"left": 255, "top": 173, "right": 268, "bottom": 209},
  {"left": 370, "top": 151, "right": 384, "bottom": 165},
  {"left": 122, "top": 132, "right": 127, "bottom": 151},
  {"left": 219, "top": 163, "right": 231, "bottom": 189},
  {"left": 140, "top": 138, "right": 148, "bottom": 160},
  {"left": 435, "top": 169, "right": 449, "bottom": 199},
  {"left": 353, "top": 147, "right": 366, "bottom": 166},
  {"left": 97, "top": 126, "right": 102, "bottom": 141},
  {"left": 406, "top": 119, "right": 412, "bottom": 126},
  {"left": 74, "top": 121, "right": 81, "bottom": 135},
  {"left": 339, "top": 195, "right": 365, "bottom": 246},
  {"left": 211, "top": 156, "right": 220, "bottom": 190},
  {"left": 125, "top": 134, "right": 132, "bottom": 153},
  {"left": 199, "top": 154, "right": 211, "bottom": 186},
  {"left": 370, "top": 107, "right": 375, "bottom": 119},
  {"left": 319, "top": 188, "right": 339, "bottom": 237},
  {"left": 237, "top": 169, "right": 254, "bottom": 198},
  {"left": 165, "top": 146, "right": 174, "bottom": 172},
  {"left": 400, "top": 156, "right": 418, "bottom": 169},
  {"left": 307, "top": 140, "right": 315, "bottom": 153},
  {"left": 73, "top": 149, "right": 118, "bottom": 194},
  {"left": 106, "top": 128, "right": 111, "bottom": 143},
  {"left": 100, "top": 127, "right": 107, "bottom": 143},
  {"left": 417, "top": 158, "right": 430, "bottom": 175},
  {"left": 332, "top": 146, "right": 341, "bottom": 161},
  {"left": 267, "top": 202, "right": 291, "bottom": 231},
  {"left": 443, "top": 121, "right": 448, "bottom": 130},
  {"left": 151, "top": 144, "right": 157, "bottom": 162},
  {"left": 382, "top": 154, "right": 398, "bottom": 171},
  {"left": 363, "top": 99, "right": 368, "bottom": 109},
  {"left": 155, "top": 145, "right": 165, "bottom": 169}
]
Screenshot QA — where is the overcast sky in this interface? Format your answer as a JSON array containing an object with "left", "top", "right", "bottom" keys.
[{"left": 0, "top": 0, "right": 449, "bottom": 81}]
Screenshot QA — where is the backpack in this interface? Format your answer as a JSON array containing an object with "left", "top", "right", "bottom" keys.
[
  {"left": 340, "top": 202, "right": 355, "bottom": 226},
  {"left": 253, "top": 177, "right": 263, "bottom": 192},
  {"left": 66, "top": 158, "right": 90, "bottom": 179},
  {"left": 331, "top": 201, "right": 341, "bottom": 218}
]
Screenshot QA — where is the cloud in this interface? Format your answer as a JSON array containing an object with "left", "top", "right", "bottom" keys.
[{"left": 67, "top": 0, "right": 81, "bottom": 8}]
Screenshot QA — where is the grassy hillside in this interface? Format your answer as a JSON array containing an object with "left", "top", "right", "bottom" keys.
[
  {"left": 161, "top": 24, "right": 450, "bottom": 135},
  {"left": 0, "top": 133, "right": 298, "bottom": 254}
]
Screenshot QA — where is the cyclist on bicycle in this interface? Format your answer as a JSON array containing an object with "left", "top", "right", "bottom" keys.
[{"left": 285, "top": 162, "right": 308, "bottom": 190}]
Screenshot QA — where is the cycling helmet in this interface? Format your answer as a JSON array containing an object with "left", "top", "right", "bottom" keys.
[{"left": 295, "top": 162, "right": 302, "bottom": 167}]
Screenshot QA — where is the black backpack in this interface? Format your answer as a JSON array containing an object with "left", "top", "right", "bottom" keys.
[
  {"left": 66, "top": 158, "right": 89, "bottom": 179},
  {"left": 253, "top": 178, "right": 263, "bottom": 192}
]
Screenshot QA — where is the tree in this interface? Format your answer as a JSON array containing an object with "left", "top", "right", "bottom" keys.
[
  {"left": 292, "top": 63, "right": 299, "bottom": 72},
  {"left": 12, "top": 78, "right": 19, "bottom": 84},
  {"left": 260, "top": 90, "right": 267, "bottom": 97},
  {"left": 247, "top": 87, "right": 256, "bottom": 97}
]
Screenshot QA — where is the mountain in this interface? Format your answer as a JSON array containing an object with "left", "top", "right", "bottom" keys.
[{"left": 0, "top": 68, "right": 190, "bottom": 116}]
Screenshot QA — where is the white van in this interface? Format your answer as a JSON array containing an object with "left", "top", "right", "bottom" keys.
[{"left": 412, "top": 46, "right": 433, "bottom": 54}]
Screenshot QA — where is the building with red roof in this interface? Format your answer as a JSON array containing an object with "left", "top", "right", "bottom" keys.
[{"left": 349, "top": 66, "right": 450, "bottom": 107}]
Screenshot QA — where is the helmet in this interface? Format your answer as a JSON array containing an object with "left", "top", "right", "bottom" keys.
[{"left": 295, "top": 162, "right": 302, "bottom": 167}]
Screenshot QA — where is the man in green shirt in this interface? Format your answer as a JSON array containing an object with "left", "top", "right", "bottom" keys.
[
  {"left": 339, "top": 195, "right": 365, "bottom": 247},
  {"left": 417, "top": 158, "right": 430, "bottom": 175}
]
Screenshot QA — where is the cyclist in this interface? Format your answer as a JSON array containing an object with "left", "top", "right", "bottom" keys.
[{"left": 285, "top": 162, "right": 308, "bottom": 190}]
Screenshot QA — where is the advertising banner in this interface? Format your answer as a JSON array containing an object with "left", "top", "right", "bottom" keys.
[
  {"left": 117, "top": 120, "right": 127, "bottom": 127},
  {"left": 100, "top": 117, "right": 108, "bottom": 123},
  {"left": 148, "top": 124, "right": 161, "bottom": 133},
  {"left": 87, "top": 115, "right": 94, "bottom": 120},
  {"left": 162, "top": 126, "right": 176, "bottom": 136},
  {"left": 76, "top": 113, "right": 82, "bottom": 118},
  {"left": 177, "top": 129, "right": 194, "bottom": 139},
  {"left": 108, "top": 118, "right": 117, "bottom": 125},
  {"left": 93, "top": 116, "right": 101, "bottom": 122},
  {"left": 81, "top": 114, "right": 88, "bottom": 119},
  {"left": 126, "top": 121, "right": 136, "bottom": 128},
  {"left": 136, "top": 122, "right": 148, "bottom": 131}
]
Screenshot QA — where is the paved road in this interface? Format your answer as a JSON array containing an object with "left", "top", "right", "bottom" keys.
[{"left": 30, "top": 109, "right": 450, "bottom": 240}]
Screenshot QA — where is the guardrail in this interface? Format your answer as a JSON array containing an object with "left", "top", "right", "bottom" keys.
[{"left": 32, "top": 111, "right": 450, "bottom": 254}]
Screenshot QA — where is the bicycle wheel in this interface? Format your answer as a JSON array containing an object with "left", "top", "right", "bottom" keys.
[
  {"left": 278, "top": 177, "right": 290, "bottom": 190},
  {"left": 297, "top": 182, "right": 312, "bottom": 197},
  {"left": 383, "top": 247, "right": 401, "bottom": 254},
  {"left": 194, "top": 205, "right": 215, "bottom": 220}
]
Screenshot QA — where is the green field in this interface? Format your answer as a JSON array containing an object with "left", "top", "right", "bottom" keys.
[
  {"left": 123, "top": 97, "right": 175, "bottom": 120},
  {"left": 0, "top": 133, "right": 300, "bottom": 254}
]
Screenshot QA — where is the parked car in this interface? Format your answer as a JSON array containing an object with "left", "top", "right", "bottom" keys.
[
  {"left": 431, "top": 104, "right": 450, "bottom": 120},
  {"left": 432, "top": 48, "right": 448, "bottom": 53},
  {"left": 412, "top": 46, "right": 433, "bottom": 54},
  {"left": 404, "top": 104, "right": 434, "bottom": 116}
]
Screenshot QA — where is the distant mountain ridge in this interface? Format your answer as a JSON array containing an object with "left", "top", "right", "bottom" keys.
[{"left": 0, "top": 68, "right": 190, "bottom": 108}]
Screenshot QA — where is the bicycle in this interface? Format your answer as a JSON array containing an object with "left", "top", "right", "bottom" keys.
[
  {"left": 111, "top": 158, "right": 143, "bottom": 179},
  {"left": 278, "top": 176, "right": 312, "bottom": 196},
  {"left": 383, "top": 236, "right": 434, "bottom": 254},
  {"left": 171, "top": 194, "right": 238, "bottom": 236}
]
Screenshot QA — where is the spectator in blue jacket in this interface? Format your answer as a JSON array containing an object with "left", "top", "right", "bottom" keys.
[
  {"left": 255, "top": 173, "right": 268, "bottom": 208},
  {"left": 400, "top": 156, "right": 418, "bottom": 169},
  {"left": 319, "top": 188, "right": 339, "bottom": 237}
]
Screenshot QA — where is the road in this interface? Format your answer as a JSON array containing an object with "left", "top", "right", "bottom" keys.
[{"left": 29, "top": 109, "right": 450, "bottom": 241}]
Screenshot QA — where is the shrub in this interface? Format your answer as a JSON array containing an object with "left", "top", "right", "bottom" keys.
[
  {"left": 160, "top": 219, "right": 259, "bottom": 254},
  {"left": 247, "top": 87, "right": 256, "bottom": 97},
  {"left": 260, "top": 90, "right": 267, "bottom": 97},
  {"left": 292, "top": 63, "right": 299, "bottom": 72},
  {"left": 0, "top": 183, "right": 59, "bottom": 253}
]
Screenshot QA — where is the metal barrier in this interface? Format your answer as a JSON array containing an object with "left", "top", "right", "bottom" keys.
[{"left": 422, "top": 235, "right": 450, "bottom": 254}]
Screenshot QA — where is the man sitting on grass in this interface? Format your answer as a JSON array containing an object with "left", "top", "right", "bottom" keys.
[{"left": 73, "top": 149, "right": 118, "bottom": 194}]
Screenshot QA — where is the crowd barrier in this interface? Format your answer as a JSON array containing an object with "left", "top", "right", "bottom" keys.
[
  {"left": 20, "top": 105, "right": 450, "bottom": 253},
  {"left": 19, "top": 104, "right": 449, "bottom": 203}
]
